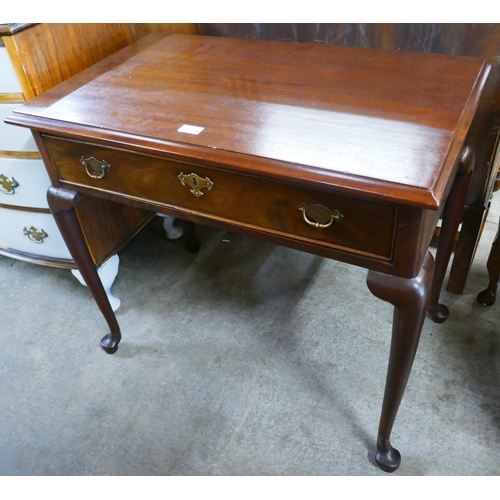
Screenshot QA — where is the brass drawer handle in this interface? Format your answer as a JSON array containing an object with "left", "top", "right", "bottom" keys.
[
  {"left": 178, "top": 172, "right": 214, "bottom": 197},
  {"left": 297, "top": 202, "right": 343, "bottom": 229},
  {"left": 80, "top": 156, "right": 111, "bottom": 179},
  {"left": 23, "top": 226, "right": 48, "bottom": 243},
  {"left": 0, "top": 174, "right": 19, "bottom": 194}
]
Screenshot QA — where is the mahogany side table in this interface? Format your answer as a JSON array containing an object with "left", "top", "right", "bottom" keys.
[{"left": 6, "top": 34, "right": 491, "bottom": 472}]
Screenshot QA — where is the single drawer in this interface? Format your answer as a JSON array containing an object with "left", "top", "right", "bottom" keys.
[
  {"left": 0, "top": 103, "right": 38, "bottom": 152},
  {"left": 0, "top": 207, "right": 72, "bottom": 260},
  {"left": 0, "top": 47, "right": 23, "bottom": 93},
  {"left": 44, "top": 136, "right": 397, "bottom": 260},
  {"left": 0, "top": 157, "right": 51, "bottom": 208}
]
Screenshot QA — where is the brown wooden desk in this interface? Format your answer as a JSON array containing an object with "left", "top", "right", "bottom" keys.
[{"left": 6, "top": 34, "right": 491, "bottom": 472}]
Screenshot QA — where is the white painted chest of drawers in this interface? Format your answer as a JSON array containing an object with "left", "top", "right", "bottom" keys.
[
  {"left": 0, "top": 40, "right": 73, "bottom": 265},
  {"left": 0, "top": 23, "right": 183, "bottom": 310}
]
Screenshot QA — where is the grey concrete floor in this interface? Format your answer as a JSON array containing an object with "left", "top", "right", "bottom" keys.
[{"left": 1, "top": 196, "right": 500, "bottom": 477}]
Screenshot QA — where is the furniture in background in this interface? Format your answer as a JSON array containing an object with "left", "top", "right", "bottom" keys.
[
  {"left": 196, "top": 24, "right": 500, "bottom": 297},
  {"left": 477, "top": 223, "right": 500, "bottom": 307},
  {"left": 7, "top": 33, "right": 491, "bottom": 472},
  {"left": 477, "top": 139, "right": 500, "bottom": 306},
  {"left": 0, "top": 23, "right": 196, "bottom": 309}
]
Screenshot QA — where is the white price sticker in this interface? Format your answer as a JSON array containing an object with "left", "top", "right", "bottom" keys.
[{"left": 177, "top": 124, "right": 204, "bottom": 135}]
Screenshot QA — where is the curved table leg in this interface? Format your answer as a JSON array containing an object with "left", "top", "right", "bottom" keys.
[
  {"left": 47, "top": 187, "right": 122, "bottom": 354},
  {"left": 366, "top": 251, "right": 434, "bottom": 472},
  {"left": 477, "top": 215, "right": 500, "bottom": 306},
  {"left": 427, "top": 168, "right": 473, "bottom": 323}
]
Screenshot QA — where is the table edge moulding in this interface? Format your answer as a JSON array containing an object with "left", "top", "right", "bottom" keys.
[{"left": 5, "top": 33, "right": 492, "bottom": 473}]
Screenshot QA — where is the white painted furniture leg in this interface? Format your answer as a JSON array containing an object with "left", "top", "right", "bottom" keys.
[
  {"left": 157, "top": 214, "right": 183, "bottom": 239},
  {"left": 71, "top": 217, "right": 182, "bottom": 311},
  {"left": 71, "top": 253, "right": 121, "bottom": 311}
]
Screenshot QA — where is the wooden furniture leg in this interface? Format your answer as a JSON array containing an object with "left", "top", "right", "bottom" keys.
[
  {"left": 158, "top": 214, "right": 200, "bottom": 251},
  {"left": 427, "top": 166, "right": 473, "bottom": 323},
  {"left": 158, "top": 214, "right": 184, "bottom": 240},
  {"left": 47, "top": 187, "right": 122, "bottom": 354},
  {"left": 447, "top": 206, "right": 486, "bottom": 294},
  {"left": 184, "top": 220, "right": 201, "bottom": 253},
  {"left": 477, "top": 215, "right": 500, "bottom": 306},
  {"left": 366, "top": 251, "right": 434, "bottom": 473}
]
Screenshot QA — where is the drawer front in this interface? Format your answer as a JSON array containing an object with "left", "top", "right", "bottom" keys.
[
  {"left": 0, "top": 157, "right": 51, "bottom": 208},
  {"left": 0, "top": 103, "right": 38, "bottom": 152},
  {"left": 45, "top": 136, "right": 396, "bottom": 260},
  {"left": 0, "top": 207, "right": 72, "bottom": 259},
  {"left": 0, "top": 47, "right": 23, "bottom": 93}
]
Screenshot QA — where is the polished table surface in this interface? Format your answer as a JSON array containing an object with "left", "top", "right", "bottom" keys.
[{"left": 6, "top": 34, "right": 491, "bottom": 472}]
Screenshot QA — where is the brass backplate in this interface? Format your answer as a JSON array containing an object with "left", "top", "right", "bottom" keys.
[
  {"left": 178, "top": 172, "right": 214, "bottom": 197},
  {"left": 0, "top": 174, "right": 19, "bottom": 194}
]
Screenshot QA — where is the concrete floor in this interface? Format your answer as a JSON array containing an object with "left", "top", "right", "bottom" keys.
[{"left": 1, "top": 197, "right": 500, "bottom": 477}]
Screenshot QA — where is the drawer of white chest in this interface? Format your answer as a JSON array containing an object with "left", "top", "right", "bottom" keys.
[
  {"left": 0, "top": 157, "right": 51, "bottom": 208},
  {"left": 0, "top": 103, "right": 37, "bottom": 152},
  {"left": 0, "top": 47, "right": 23, "bottom": 93},
  {"left": 0, "top": 207, "right": 71, "bottom": 260}
]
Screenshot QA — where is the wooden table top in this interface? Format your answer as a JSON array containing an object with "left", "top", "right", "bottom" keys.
[{"left": 7, "top": 34, "right": 490, "bottom": 209}]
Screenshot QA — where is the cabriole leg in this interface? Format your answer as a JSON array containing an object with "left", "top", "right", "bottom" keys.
[
  {"left": 366, "top": 251, "right": 434, "bottom": 472},
  {"left": 427, "top": 169, "right": 472, "bottom": 323},
  {"left": 477, "top": 216, "right": 500, "bottom": 306},
  {"left": 47, "top": 187, "right": 122, "bottom": 354}
]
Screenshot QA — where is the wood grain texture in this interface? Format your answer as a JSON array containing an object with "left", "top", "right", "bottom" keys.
[
  {"left": 197, "top": 23, "right": 500, "bottom": 118},
  {"left": 1, "top": 24, "right": 154, "bottom": 268},
  {"left": 9, "top": 34, "right": 488, "bottom": 211},
  {"left": 32, "top": 128, "right": 153, "bottom": 267},
  {"left": 44, "top": 135, "right": 397, "bottom": 261},
  {"left": 2, "top": 36, "right": 33, "bottom": 100},
  {"left": 4, "top": 31, "right": 491, "bottom": 466},
  {"left": 0, "top": 93, "right": 25, "bottom": 103},
  {"left": 0, "top": 247, "right": 74, "bottom": 268},
  {"left": 196, "top": 23, "right": 500, "bottom": 294},
  {"left": 74, "top": 195, "right": 154, "bottom": 266},
  {"left": 0, "top": 24, "right": 35, "bottom": 36},
  {"left": 6, "top": 33, "right": 491, "bottom": 280},
  {"left": 198, "top": 23, "right": 500, "bottom": 56},
  {"left": 0, "top": 23, "right": 158, "bottom": 265},
  {"left": 4, "top": 23, "right": 135, "bottom": 99},
  {"left": 131, "top": 23, "right": 197, "bottom": 40},
  {"left": 0, "top": 151, "right": 40, "bottom": 159},
  {"left": 196, "top": 24, "right": 499, "bottom": 201}
]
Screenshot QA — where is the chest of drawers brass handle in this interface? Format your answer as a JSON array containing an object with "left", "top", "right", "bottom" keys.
[
  {"left": 80, "top": 156, "right": 111, "bottom": 179},
  {"left": 0, "top": 174, "right": 19, "bottom": 194},
  {"left": 297, "top": 202, "right": 343, "bottom": 229},
  {"left": 23, "top": 226, "right": 48, "bottom": 243},
  {"left": 178, "top": 172, "right": 214, "bottom": 197}
]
